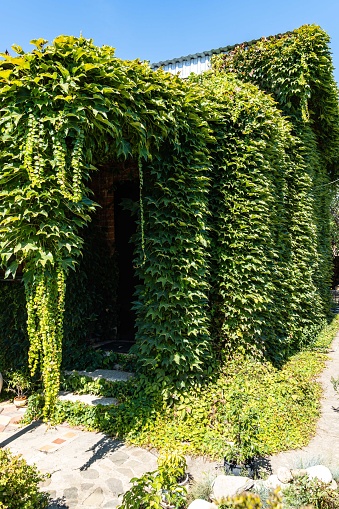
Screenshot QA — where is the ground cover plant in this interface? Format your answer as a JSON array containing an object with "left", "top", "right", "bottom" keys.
[{"left": 23, "top": 315, "right": 339, "bottom": 463}]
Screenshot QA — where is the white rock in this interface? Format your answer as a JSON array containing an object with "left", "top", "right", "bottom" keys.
[
  {"left": 212, "top": 474, "right": 254, "bottom": 502},
  {"left": 264, "top": 475, "right": 284, "bottom": 489},
  {"left": 187, "top": 501, "right": 217, "bottom": 509},
  {"left": 277, "top": 467, "right": 293, "bottom": 484},
  {"left": 330, "top": 479, "right": 338, "bottom": 490},
  {"left": 306, "top": 465, "right": 332, "bottom": 484}
]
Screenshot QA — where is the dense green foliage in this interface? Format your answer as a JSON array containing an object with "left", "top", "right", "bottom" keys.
[
  {"left": 194, "top": 72, "right": 328, "bottom": 360},
  {"left": 24, "top": 315, "right": 339, "bottom": 460},
  {"left": 212, "top": 24, "right": 339, "bottom": 331},
  {"left": 0, "top": 25, "right": 338, "bottom": 415},
  {"left": 206, "top": 24, "right": 339, "bottom": 359},
  {"left": 0, "top": 36, "right": 212, "bottom": 413},
  {"left": 283, "top": 475, "right": 339, "bottom": 509},
  {"left": 0, "top": 449, "right": 49, "bottom": 508},
  {"left": 212, "top": 25, "right": 339, "bottom": 168}
]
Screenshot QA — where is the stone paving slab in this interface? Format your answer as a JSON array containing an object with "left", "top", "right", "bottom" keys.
[
  {"left": 66, "top": 369, "right": 134, "bottom": 383},
  {"left": 58, "top": 392, "right": 118, "bottom": 406},
  {"left": 0, "top": 414, "right": 11, "bottom": 426}
]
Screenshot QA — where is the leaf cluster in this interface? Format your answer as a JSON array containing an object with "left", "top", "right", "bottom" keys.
[
  {"left": 0, "top": 448, "right": 49, "bottom": 509},
  {"left": 283, "top": 475, "right": 339, "bottom": 509}
]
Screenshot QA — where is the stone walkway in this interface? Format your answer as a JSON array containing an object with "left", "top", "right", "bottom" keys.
[
  {"left": 269, "top": 330, "right": 339, "bottom": 470},
  {"left": 0, "top": 372, "right": 218, "bottom": 509}
]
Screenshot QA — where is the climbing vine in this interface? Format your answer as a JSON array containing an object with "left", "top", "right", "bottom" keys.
[
  {"left": 208, "top": 24, "right": 339, "bottom": 358},
  {"left": 0, "top": 36, "right": 212, "bottom": 415},
  {"left": 25, "top": 265, "right": 65, "bottom": 417},
  {"left": 0, "top": 25, "right": 338, "bottom": 417}
]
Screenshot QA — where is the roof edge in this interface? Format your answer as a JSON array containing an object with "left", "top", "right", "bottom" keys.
[{"left": 150, "top": 30, "right": 294, "bottom": 69}]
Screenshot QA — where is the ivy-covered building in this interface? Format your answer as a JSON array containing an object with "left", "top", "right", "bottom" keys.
[{"left": 0, "top": 25, "right": 338, "bottom": 417}]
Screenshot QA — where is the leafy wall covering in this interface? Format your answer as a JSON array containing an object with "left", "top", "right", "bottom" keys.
[{"left": 0, "top": 25, "right": 338, "bottom": 416}]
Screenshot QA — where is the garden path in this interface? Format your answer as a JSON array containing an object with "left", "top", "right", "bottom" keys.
[
  {"left": 0, "top": 376, "right": 219, "bottom": 509},
  {"left": 269, "top": 329, "right": 339, "bottom": 471}
]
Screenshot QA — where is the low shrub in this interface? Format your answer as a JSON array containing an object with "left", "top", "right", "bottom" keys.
[
  {"left": 283, "top": 475, "right": 339, "bottom": 509},
  {"left": 118, "top": 450, "right": 187, "bottom": 509},
  {"left": 0, "top": 448, "right": 49, "bottom": 509},
  {"left": 218, "top": 489, "right": 283, "bottom": 509}
]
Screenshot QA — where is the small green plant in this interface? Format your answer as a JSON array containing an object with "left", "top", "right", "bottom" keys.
[
  {"left": 218, "top": 489, "right": 283, "bottom": 509},
  {"left": 331, "top": 376, "right": 339, "bottom": 393},
  {"left": 118, "top": 450, "right": 187, "bottom": 509},
  {"left": 253, "top": 482, "right": 274, "bottom": 508},
  {"left": 224, "top": 390, "right": 264, "bottom": 465},
  {"left": 283, "top": 474, "right": 339, "bottom": 509},
  {"left": 5, "top": 370, "right": 32, "bottom": 399},
  {"left": 186, "top": 473, "right": 216, "bottom": 505},
  {"left": 21, "top": 393, "right": 45, "bottom": 423},
  {"left": 157, "top": 450, "right": 187, "bottom": 484},
  {"left": 117, "top": 470, "right": 163, "bottom": 509},
  {"left": 0, "top": 448, "right": 49, "bottom": 508}
]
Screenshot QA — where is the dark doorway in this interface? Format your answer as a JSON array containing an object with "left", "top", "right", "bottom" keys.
[{"left": 114, "top": 181, "right": 140, "bottom": 347}]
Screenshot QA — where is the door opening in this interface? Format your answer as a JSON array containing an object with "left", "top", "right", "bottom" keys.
[{"left": 114, "top": 180, "right": 140, "bottom": 348}]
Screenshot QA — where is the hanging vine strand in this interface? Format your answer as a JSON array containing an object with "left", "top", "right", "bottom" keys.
[
  {"left": 138, "top": 155, "right": 146, "bottom": 266},
  {"left": 25, "top": 266, "right": 65, "bottom": 418}
]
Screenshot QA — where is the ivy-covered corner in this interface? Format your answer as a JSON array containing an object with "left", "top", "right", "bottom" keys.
[
  {"left": 0, "top": 36, "right": 212, "bottom": 417},
  {"left": 208, "top": 24, "right": 339, "bottom": 360}
]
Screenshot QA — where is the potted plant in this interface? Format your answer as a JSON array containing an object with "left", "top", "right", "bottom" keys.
[
  {"left": 5, "top": 370, "right": 31, "bottom": 407},
  {"left": 224, "top": 443, "right": 256, "bottom": 478},
  {"left": 157, "top": 450, "right": 188, "bottom": 508},
  {"left": 157, "top": 450, "right": 188, "bottom": 486},
  {"left": 223, "top": 391, "right": 263, "bottom": 478}
]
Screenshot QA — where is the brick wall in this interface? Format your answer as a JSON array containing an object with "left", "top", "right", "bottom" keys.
[{"left": 89, "top": 162, "right": 139, "bottom": 254}]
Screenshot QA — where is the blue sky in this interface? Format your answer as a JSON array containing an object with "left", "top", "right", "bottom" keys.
[{"left": 2, "top": 0, "right": 339, "bottom": 82}]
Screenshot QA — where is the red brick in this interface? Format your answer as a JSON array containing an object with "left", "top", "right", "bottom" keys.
[{"left": 53, "top": 438, "right": 66, "bottom": 444}]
